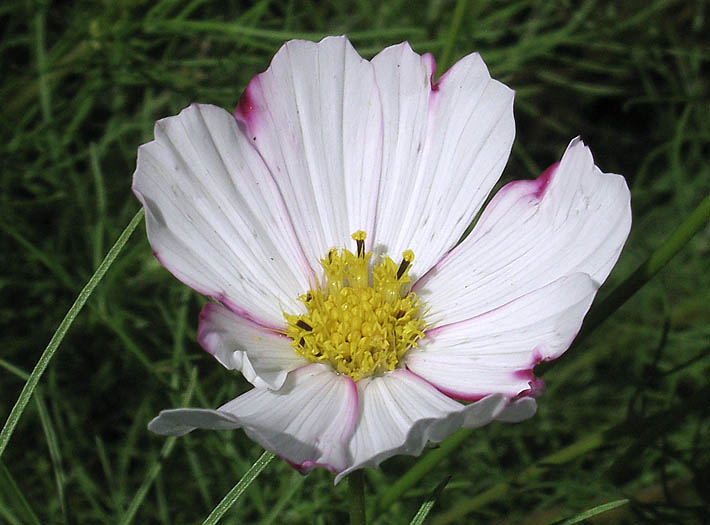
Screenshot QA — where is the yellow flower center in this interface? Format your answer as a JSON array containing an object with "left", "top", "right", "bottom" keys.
[{"left": 284, "top": 231, "right": 426, "bottom": 381}]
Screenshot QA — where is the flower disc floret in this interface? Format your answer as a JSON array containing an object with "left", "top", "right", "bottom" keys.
[{"left": 285, "top": 232, "right": 425, "bottom": 381}]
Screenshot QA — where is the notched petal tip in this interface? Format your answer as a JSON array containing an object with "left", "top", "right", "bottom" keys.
[
  {"left": 432, "top": 51, "right": 515, "bottom": 105},
  {"left": 285, "top": 457, "right": 341, "bottom": 476},
  {"left": 510, "top": 347, "right": 548, "bottom": 399},
  {"left": 532, "top": 161, "right": 559, "bottom": 198},
  {"left": 513, "top": 370, "right": 546, "bottom": 399},
  {"left": 233, "top": 79, "right": 261, "bottom": 128}
]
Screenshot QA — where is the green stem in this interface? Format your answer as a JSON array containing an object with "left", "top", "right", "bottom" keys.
[
  {"left": 0, "top": 209, "right": 143, "bottom": 459},
  {"left": 347, "top": 470, "right": 366, "bottom": 525}
]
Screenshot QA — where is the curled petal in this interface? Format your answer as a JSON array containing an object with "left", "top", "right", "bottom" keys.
[{"left": 198, "top": 302, "right": 307, "bottom": 390}]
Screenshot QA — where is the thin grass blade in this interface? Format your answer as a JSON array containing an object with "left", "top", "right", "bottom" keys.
[
  {"left": 0, "top": 209, "right": 143, "bottom": 458},
  {"left": 202, "top": 451, "right": 276, "bottom": 525},
  {"left": 410, "top": 476, "right": 450, "bottom": 525},
  {"left": 549, "top": 498, "right": 629, "bottom": 524},
  {"left": 0, "top": 461, "right": 41, "bottom": 525},
  {"left": 119, "top": 367, "right": 198, "bottom": 525},
  {"left": 35, "top": 391, "right": 68, "bottom": 523}
]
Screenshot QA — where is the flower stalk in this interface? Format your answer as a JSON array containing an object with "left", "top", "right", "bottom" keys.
[{"left": 347, "top": 470, "right": 366, "bottom": 525}]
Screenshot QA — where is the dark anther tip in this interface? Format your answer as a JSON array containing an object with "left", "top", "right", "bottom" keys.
[
  {"left": 396, "top": 260, "right": 410, "bottom": 280},
  {"left": 296, "top": 320, "right": 313, "bottom": 331}
]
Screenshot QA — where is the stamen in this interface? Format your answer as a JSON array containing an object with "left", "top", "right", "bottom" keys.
[
  {"left": 352, "top": 230, "right": 367, "bottom": 258},
  {"left": 296, "top": 320, "right": 312, "bottom": 331},
  {"left": 397, "top": 250, "right": 415, "bottom": 280}
]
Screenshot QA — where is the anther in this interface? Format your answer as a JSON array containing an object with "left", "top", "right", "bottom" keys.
[
  {"left": 396, "top": 250, "right": 415, "bottom": 279},
  {"left": 351, "top": 230, "right": 367, "bottom": 258},
  {"left": 296, "top": 320, "right": 313, "bottom": 331}
]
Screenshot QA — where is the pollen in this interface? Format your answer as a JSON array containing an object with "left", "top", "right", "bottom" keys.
[{"left": 284, "top": 231, "right": 426, "bottom": 381}]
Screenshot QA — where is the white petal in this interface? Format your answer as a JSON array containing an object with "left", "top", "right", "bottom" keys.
[
  {"left": 234, "top": 36, "right": 383, "bottom": 267},
  {"left": 220, "top": 364, "right": 358, "bottom": 473},
  {"left": 148, "top": 408, "right": 241, "bottom": 436},
  {"left": 371, "top": 44, "right": 515, "bottom": 278},
  {"left": 133, "top": 103, "right": 312, "bottom": 328},
  {"left": 335, "top": 369, "right": 506, "bottom": 483},
  {"left": 416, "top": 138, "right": 632, "bottom": 326},
  {"left": 197, "top": 302, "right": 307, "bottom": 389},
  {"left": 148, "top": 364, "right": 357, "bottom": 472},
  {"left": 406, "top": 274, "right": 596, "bottom": 399},
  {"left": 495, "top": 397, "right": 537, "bottom": 423}
]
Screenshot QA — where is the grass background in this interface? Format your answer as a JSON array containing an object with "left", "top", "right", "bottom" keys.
[{"left": 1, "top": 0, "right": 709, "bottom": 523}]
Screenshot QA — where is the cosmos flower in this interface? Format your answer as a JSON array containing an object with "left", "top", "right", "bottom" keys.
[{"left": 134, "top": 36, "right": 631, "bottom": 483}]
